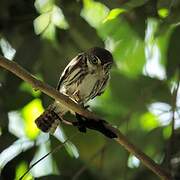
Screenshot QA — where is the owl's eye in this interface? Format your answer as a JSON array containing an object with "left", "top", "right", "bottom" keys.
[{"left": 90, "top": 56, "right": 98, "bottom": 65}]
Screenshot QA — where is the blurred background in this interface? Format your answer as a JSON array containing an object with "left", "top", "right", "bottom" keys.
[{"left": 0, "top": 0, "right": 180, "bottom": 179}]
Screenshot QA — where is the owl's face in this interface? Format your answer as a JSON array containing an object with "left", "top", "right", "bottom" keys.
[{"left": 85, "top": 47, "right": 113, "bottom": 74}]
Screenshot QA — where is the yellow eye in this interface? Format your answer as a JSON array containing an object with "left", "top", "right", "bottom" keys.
[{"left": 90, "top": 56, "right": 98, "bottom": 65}]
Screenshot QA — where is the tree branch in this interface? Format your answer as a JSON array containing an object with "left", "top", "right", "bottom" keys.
[
  {"left": 0, "top": 55, "right": 172, "bottom": 180},
  {"left": 169, "top": 74, "right": 180, "bottom": 171}
]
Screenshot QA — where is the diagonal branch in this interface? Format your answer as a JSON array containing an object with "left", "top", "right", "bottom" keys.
[{"left": 0, "top": 55, "right": 172, "bottom": 180}]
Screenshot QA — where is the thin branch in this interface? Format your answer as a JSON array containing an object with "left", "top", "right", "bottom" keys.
[
  {"left": 171, "top": 81, "right": 179, "bottom": 144},
  {"left": 169, "top": 75, "right": 180, "bottom": 171},
  {"left": 19, "top": 133, "right": 79, "bottom": 180},
  {"left": 0, "top": 55, "right": 172, "bottom": 180}
]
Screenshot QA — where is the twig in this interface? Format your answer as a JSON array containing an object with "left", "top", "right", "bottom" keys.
[
  {"left": 169, "top": 76, "right": 180, "bottom": 171},
  {"left": 19, "top": 133, "right": 79, "bottom": 180},
  {"left": 0, "top": 55, "right": 172, "bottom": 180}
]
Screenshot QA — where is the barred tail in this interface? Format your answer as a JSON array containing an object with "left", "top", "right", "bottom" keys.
[{"left": 35, "top": 104, "right": 61, "bottom": 134}]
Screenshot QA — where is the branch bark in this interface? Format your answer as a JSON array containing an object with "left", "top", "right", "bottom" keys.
[
  {"left": 169, "top": 75, "right": 180, "bottom": 171},
  {"left": 0, "top": 55, "right": 172, "bottom": 180}
]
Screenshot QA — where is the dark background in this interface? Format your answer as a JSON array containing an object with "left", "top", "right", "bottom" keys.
[{"left": 0, "top": 0, "right": 180, "bottom": 179}]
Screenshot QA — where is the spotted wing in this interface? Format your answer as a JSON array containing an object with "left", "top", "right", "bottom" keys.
[
  {"left": 56, "top": 53, "right": 86, "bottom": 90},
  {"left": 90, "top": 74, "right": 110, "bottom": 100},
  {"left": 97, "top": 74, "right": 110, "bottom": 96}
]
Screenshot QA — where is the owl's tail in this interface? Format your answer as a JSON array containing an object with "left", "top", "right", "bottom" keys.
[{"left": 35, "top": 103, "right": 61, "bottom": 134}]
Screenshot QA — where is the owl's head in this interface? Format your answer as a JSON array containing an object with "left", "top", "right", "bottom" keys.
[{"left": 85, "top": 47, "right": 113, "bottom": 73}]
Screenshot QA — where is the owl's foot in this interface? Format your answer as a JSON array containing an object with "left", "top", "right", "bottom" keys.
[
  {"left": 73, "top": 104, "right": 90, "bottom": 133},
  {"left": 75, "top": 113, "right": 87, "bottom": 133},
  {"left": 74, "top": 113, "right": 117, "bottom": 139}
]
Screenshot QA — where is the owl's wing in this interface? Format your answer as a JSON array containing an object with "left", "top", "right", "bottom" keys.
[
  {"left": 89, "top": 74, "right": 110, "bottom": 100},
  {"left": 96, "top": 74, "right": 110, "bottom": 96},
  {"left": 56, "top": 54, "right": 85, "bottom": 90}
]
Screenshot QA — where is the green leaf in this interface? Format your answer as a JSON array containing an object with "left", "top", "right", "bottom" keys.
[
  {"left": 158, "top": 8, "right": 169, "bottom": 18},
  {"left": 140, "top": 112, "right": 159, "bottom": 131},
  {"left": 20, "top": 82, "right": 41, "bottom": 97},
  {"left": 127, "top": 154, "right": 140, "bottom": 168},
  {"left": 41, "top": 22, "right": 56, "bottom": 41},
  {"left": 15, "top": 161, "right": 33, "bottom": 180},
  {"left": 51, "top": 5, "right": 69, "bottom": 29},
  {"left": 81, "top": 0, "right": 109, "bottom": 28},
  {"left": 0, "top": 138, "right": 34, "bottom": 172},
  {"left": 34, "top": 0, "right": 54, "bottom": 13},
  {"left": 33, "top": 13, "right": 51, "bottom": 35},
  {"left": 103, "top": 8, "right": 126, "bottom": 22},
  {"left": 157, "top": 0, "right": 171, "bottom": 18},
  {"left": 21, "top": 99, "right": 44, "bottom": 140},
  {"left": 30, "top": 142, "right": 59, "bottom": 177},
  {"left": 0, "top": 38, "right": 16, "bottom": 60},
  {"left": 8, "top": 111, "right": 25, "bottom": 138},
  {"left": 53, "top": 127, "right": 79, "bottom": 158},
  {"left": 99, "top": 18, "right": 145, "bottom": 77},
  {"left": 163, "top": 125, "right": 172, "bottom": 139}
]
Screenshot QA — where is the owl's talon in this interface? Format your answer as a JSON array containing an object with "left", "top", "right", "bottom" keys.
[
  {"left": 74, "top": 113, "right": 117, "bottom": 138},
  {"left": 75, "top": 113, "right": 87, "bottom": 133},
  {"left": 78, "top": 124, "right": 87, "bottom": 133}
]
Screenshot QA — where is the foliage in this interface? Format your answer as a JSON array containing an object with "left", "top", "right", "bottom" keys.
[{"left": 0, "top": 0, "right": 180, "bottom": 179}]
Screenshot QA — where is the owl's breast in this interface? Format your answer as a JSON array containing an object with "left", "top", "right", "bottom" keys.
[
  {"left": 60, "top": 72, "right": 101, "bottom": 104},
  {"left": 77, "top": 73, "right": 99, "bottom": 101}
]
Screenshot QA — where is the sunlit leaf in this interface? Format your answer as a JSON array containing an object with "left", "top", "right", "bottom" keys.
[
  {"left": 81, "top": 0, "right": 109, "bottom": 28},
  {"left": 54, "top": 127, "right": 79, "bottom": 158},
  {"left": 0, "top": 138, "right": 34, "bottom": 172},
  {"left": 127, "top": 154, "right": 140, "bottom": 168},
  {"left": 33, "top": 13, "right": 51, "bottom": 35},
  {"left": 34, "top": 3, "right": 67, "bottom": 39},
  {"left": 148, "top": 102, "right": 172, "bottom": 126},
  {"left": 41, "top": 22, "right": 56, "bottom": 41},
  {"left": 22, "top": 99, "right": 44, "bottom": 139},
  {"left": 36, "top": 132, "right": 49, "bottom": 145},
  {"left": 140, "top": 112, "right": 159, "bottom": 131},
  {"left": 158, "top": 8, "right": 169, "bottom": 18},
  {"left": 8, "top": 111, "right": 25, "bottom": 138},
  {"left": 99, "top": 18, "right": 145, "bottom": 77},
  {"left": 15, "top": 161, "right": 33, "bottom": 180},
  {"left": 30, "top": 142, "right": 59, "bottom": 177},
  {"left": 103, "top": 8, "right": 126, "bottom": 22},
  {"left": 157, "top": 0, "right": 171, "bottom": 19},
  {"left": 0, "top": 38, "right": 16, "bottom": 60},
  {"left": 144, "top": 18, "right": 166, "bottom": 80},
  {"left": 51, "top": 5, "right": 69, "bottom": 29},
  {"left": 20, "top": 82, "right": 41, "bottom": 97},
  {"left": 163, "top": 125, "right": 172, "bottom": 139},
  {"left": 34, "top": 0, "right": 54, "bottom": 13}
]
